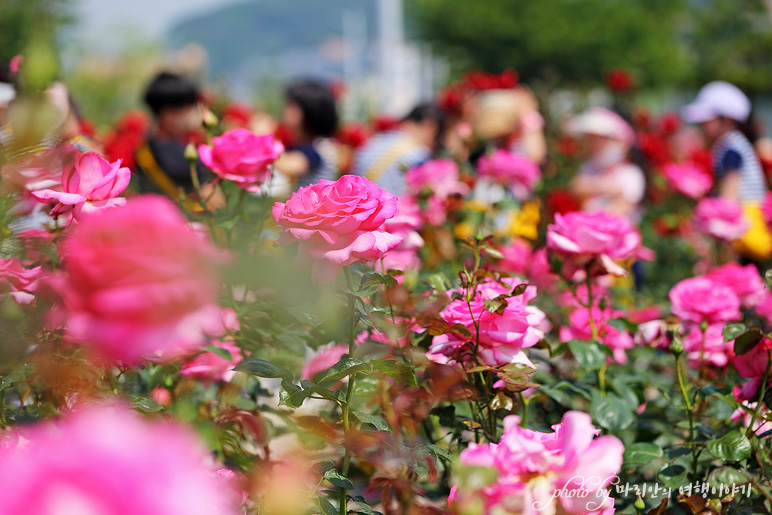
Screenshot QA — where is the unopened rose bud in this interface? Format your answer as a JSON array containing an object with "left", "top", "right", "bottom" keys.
[
  {"left": 670, "top": 334, "right": 684, "bottom": 357},
  {"left": 202, "top": 109, "right": 218, "bottom": 131},
  {"left": 634, "top": 494, "right": 645, "bottom": 511},
  {"left": 184, "top": 142, "right": 198, "bottom": 164}
]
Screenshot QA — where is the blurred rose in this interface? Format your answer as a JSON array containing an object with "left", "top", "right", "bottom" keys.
[
  {"left": 559, "top": 307, "right": 634, "bottom": 364},
  {"left": 0, "top": 257, "right": 41, "bottom": 305},
  {"left": 180, "top": 340, "right": 243, "bottom": 383},
  {"left": 693, "top": 197, "right": 748, "bottom": 241},
  {"left": 662, "top": 162, "right": 712, "bottom": 199},
  {"left": 476, "top": 149, "right": 540, "bottom": 201},
  {"left": 669, "top": 276, "right": 741, "bottom": 326},
  {"left": 706, "top": 262, "right": 766, "bottom": 308}
]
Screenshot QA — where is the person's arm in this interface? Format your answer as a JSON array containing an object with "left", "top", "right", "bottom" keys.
[
  {"left": 513, "top": 87, "right": 547, "bottom": 164},
  {"left": 718, "top": 150, "right": 743, "bottom": 202}
]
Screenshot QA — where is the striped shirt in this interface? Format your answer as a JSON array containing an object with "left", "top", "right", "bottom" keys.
[
  {"left": 294, "top": 137, "right": 338, "bottom": 191},
  {"left": 713, "top": 130, "right": 768, "bottom": 202},
  {"left": 351, "top": 130, "right": 430, "bottom": 196}
]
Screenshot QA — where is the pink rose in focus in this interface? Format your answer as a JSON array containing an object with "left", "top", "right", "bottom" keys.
[
  {"left": 428, "top": 278, "right": 546, "bottom": 367},
  {"left": 31, "top": 151, "right": 130, "bottom": 221},
  {"left": 451, "top": 411, "right": 622, "bottom": 515},
  {"left": 662, "top": 162, "right": 712, "bottom": 199},
  {"left": 693, "top": 197, "right": 748, "bottom": 241},
  {"left": 669, "top": 276, "right": 741, "bottom": 326},
  {"left": 198, "top": 128, "right": 284, "bottom": 192},
  {"left": 405, "top": 159, "right": 469, "bottom": 199},
  {"left": 180, "top": 340, "right": 243, "bottom": 382},
  {"left": 546, "top": 211, "right": 642, "bottom": 277},
  {"left": 272, "top": 175, "right": 403, "bottom": 285},
  {"left": 0, "top": 404, "right": 239, "bottom": 515},
  {"left": 57, "top": 195, "right": 227, "bottom": 363},
  {"left": 559, "top": 307, "right": 634, "bottom": 364},
  {"left": 0, "top": 257, "right": 41, "bottom": 305},
  {"left": 706, "top": 262, "right": 766, "bottom": 308},
  {"left": 477, "top": 149, "right": 540, "bottom": 201}
]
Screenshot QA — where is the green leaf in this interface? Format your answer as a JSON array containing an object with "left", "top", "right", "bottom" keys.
[
  {"left": 360, "top": 272, "right": 398, "bottom": 289},
  {"left": 131, "top": 397, "right": 164, "bottom": 412},
  {"left": 278, "top": 380, "right": 312, "bottom": 409},
  {"left": 623, "top": 443, "right": 663, "bottom": 465},
  {"left": 371, "top": 360, "right": 418, "bottom": 386},
  {"left": 568, "top": 339, "right": 607, "bottom": 371},
  {"left": 590, "top": 391, "right": 635, "bottom": 432},
  {"left": 658, "top": 465, "right": 687, "bottom": 489},
  {"left": 351, "top": 495, "right": 381, "bottom": 515},
  {"left": 203, "top": 344, "right": 233, "bottom": 361},
  {"left": 425, "top": 273, "right": 451, "bottom": 293},
  {"left": 427, "top": 443, "right": 452, "bottom": 461},
  {"left": 707, "top": 430, "right": 752, "bottom": 462},
  {"left": 766, "top": 269, "right": 772, "bottom": 288},
  {"left": 320, "top": 358, "right": 370, "bottom": 382},
  {"left": 511, "top": 283, "right": 528, "bottom": 296},
  {"left": 0, "top": 363, "right": 35, "bottom": 391},
  {"left": 316, "top": 495, "right": 338, "bottom": 515},
  {"left": 314, "top": 459, "right": 338, "bottom": 474},
  {"left": 233, "top": 358, "right": 293, "bottom": 379},
  {"left": 734, "top": 329, "right": 764, "bottom": 356},
  {"left": 325, "top": 469, "right": 354, "bottom": 489},
  {"left": 353, "top": 411, "right": 390, "bottom": 431},
  {"left": 482, "top": 246, "right": 504, "bottom": 259},
  {"left": 723, "top": 323, "right": 747, "bottom": 342},
  {"left": 707, "top": 467, "right": 749, "bottom": 489}
]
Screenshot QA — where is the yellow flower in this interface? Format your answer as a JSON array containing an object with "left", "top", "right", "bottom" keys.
[
  {"left": 507, "top": 201, "right": 540, "bottom": 240},
  {"left": 455, "top": 221, "right": 476, "bottom": 240}
]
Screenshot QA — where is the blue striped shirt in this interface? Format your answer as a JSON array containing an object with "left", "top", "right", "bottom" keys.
[
  {"left": 351, "top": 130, "right": 430, "bottom": 196},
  {"left": 712, "top": 130, "right": 767, "bottom": 202}
]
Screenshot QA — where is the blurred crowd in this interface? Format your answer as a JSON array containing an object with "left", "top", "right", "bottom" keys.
[{"left": 2, "top": 60, "right": 772, "bottom": 263}]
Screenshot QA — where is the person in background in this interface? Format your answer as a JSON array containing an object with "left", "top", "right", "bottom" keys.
[
  {"left": 351, "top": 103, "right": 445, "bottom": 196},
  {"left": 682, "top": 81, "right": 771, "bottom": 261},
  {"left": 135, "top": 72, "right": 222, "bottom": 208},
  {"left": 45, "top": 82, "right": 101, "bottom": 154},
  {"left": 273, "top": 79, "right": 339, "bottom": 191},
  {"left": 566, "top": 107, "right": 646, "bottom": 222}
]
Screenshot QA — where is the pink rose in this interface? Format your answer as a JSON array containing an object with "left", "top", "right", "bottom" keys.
[
  {"left": 693, "top": 197, "right": 748, "bottom": 241},
  {"left": 669, "top": 276, "right": 741, "bottom": 326},
  {"left": 662, "top": 162, "right": 712, "bottom": 199},
  {"left": 301, "top": 343, "right": 349, "bottom": 380},
  {"left": 706, "top": 262, "right": 766, "bottom": 308},
  {"left": 452, "top": 411, "right": 622, "bottom": 515},
  {"left": 428, "top": 278, "right": 546, "bottom": 367},
  {"left": 527, "top": 248, "right": 559, "bottom": 292},
  {"left": 32, "top": 151, "right": 130, "bottom": 221},
  {"left": 735, "top": 338, "right": 772, "bottom": 401},
  {"left": 0, "top": 257, "right": 41, "bottom": 305},
  {"left": 559, "top": 307, "right": 634, "bottom": 364},
  {"left": 0, "top": 404, "right": 238, "bottom": 515},
  {"left": 546, "top": 211, "right": 642, "bottom": 277},
  {"left": 57, "top": 195, "right": 227, "bottom": 363},
  {"left": 198, "top": 128, "right": 284, "bottom": 192},
  {"left": 272, "top": 175, "right": 403, "bottom": 285},
  {"left": 497, "top": 238, "right": 532, "bottom": 276},
  {"left": 762, "top": 192, "right": 772, "bottom": 229},
  {"left": 180, "top": 340, "right": 243, "bottom": 382},
  {"left": 381, "top": 197, "right": 424, "bottom": 273},
  {"left": 405, "top": 158, "right": 469, "bottom": 199},
  {"left": 477, "top": 149, "right": 540, "bottom": 201},
  {"left": 682, "top": 324, "right": 734, "bottom": 368},
  {"left": 1, "top": 146, "right": 75, "bottom": 216}
]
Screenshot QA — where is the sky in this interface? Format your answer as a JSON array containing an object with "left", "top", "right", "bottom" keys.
[{"left": 66, "top": 0, "right": 245, "bottom": 50}]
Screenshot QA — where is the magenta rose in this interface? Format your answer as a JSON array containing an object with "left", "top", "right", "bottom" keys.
[
  {"left": 0, "top": 257, "right": 40, "bottom": 305},
  {"left": 381, "top": 197, "right": 425, "bottom": 273},
  {"left": 272, "top": 175, "right": 403, "bottom": 285},
  {"left": 476, "top": 149, "right": 540, "bottom": 200},
  {"left": 669, "top": 276, "right": 741, "bottom": 326},
  {"left": 693, "top": 197, "right": 748, "bottom": 241},
  {"left": 735, "top": 337, "right": 772, "bottom": 401},
  {"left": 682, "top": 324, "right": 734, "bottom": 368},
  {"left": 428, "top": 278, "right": 546, "bottom": 367},
  {"left": 198, "top": 128, "right": 284, "bottom": 192},
  {"left": 180, "top": 339, "right": 243, "bottom": 383},
  {"left": 497, "top": 238, "right": 532, "bottom": 276},
  {"left": 404, "top": 158, "right": 469, "bottom": 199},
  {"left": 546, "top": 211, "right": 642, "bottom": 277},
  {"left": 662, "top": 162, "right": 712, "bottom": 199},
  {"left": 1, "top": 146, "right": 75, "bottom": 216},
  {"left": 57, "top": 195, "right": 227, "bottom": 363},
  {"left": 31, "top": 151, "right": 130, "bottom": 221},
  {"left": 706, "top": 262, "right": 766, "bottom": 308},
  {"left": 0, "top": 404, "right": 238, "bottom": 515},
  {"left": 763, "top": 192, "right": 772, "bottom": 229}
]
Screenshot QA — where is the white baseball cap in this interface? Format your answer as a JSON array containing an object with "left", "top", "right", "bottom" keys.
[
  {"left": 564, "top": 107, "right": 635, "bottom": 146},
  {"left": 682, "top": 81, "right": 751, "bottom": 124}
]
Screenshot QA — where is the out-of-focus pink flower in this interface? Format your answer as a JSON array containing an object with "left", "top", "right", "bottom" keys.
[
  {"left": 762, "top": 192, "right": 772, "bottom": 230},
  {"left": 559, "top": 307, "right": 634, "bottom": 364},
  {"left": 9, "top": 55, "right": 23, "bottom": 75},
  {"left": 180, "top": 340, "right": 243, "bottom": 382},
  {"left": 635, "top": 319, "right": 669, "bottom": 348},
  {"left": 682, "top": 324, "right": 734, "bottom": 368},
  {"left": 527, "top": 248, "right": 559, "bottom": 293},
  {"left": 301, "top": 343, "right": 349, "bottom": 380},
  {"left": 273, "top": 175, "right": 403, "bottom": 285},
  {"left": 150, "top": 386, "right": 171, "bottom": 406},
  {"left": 730, "top": 393, "right": 772, "bottom": 436},
  {"left": 1, "top": 146, "right": 75, "bottom": 216},
  {"left": 693, "top": 197, "right": 748, "bottom": 241},
  {"left": 497, "top": 238, "right": 532, "bottom": 276},
  {"left": 556, "top": 282, "right": 609, "bottom": 309},
  {"left": 0, "top": 404, "right": 239, "bottom": 515},
  {"left": 451, "top": 411, "right": 622, "bottom": 515},
  {"left": 0, "top": 257, "right": 40, "bottom": 305},
  {"left": 428, "top": 278, "right": 546, "bottom": 367},
  {"left": 662, "top": 162, "right": 713, "bottom": 199},
  {"left": 198, "top": 128, "right": 284, "bottom": 192},
  {"left": 735, "top": 337, "right": 772, "bottom": 401},
  {"left": 477, "top": 149, "right": 540, "bottom": 201},
  {"left": 31, "top": 152, "right": 130, "bottom": 221},
  {"left": 405, "top": 159, "right": 469, "bottom": 199},
  {"left": 669, "top": 276, "right": 741, "bottom": 326},
  {"left": 546, "top": 211, "right": 642, "bottom": 277},
  {"left": 706, "top": 262, "right": 766, "bottom": 308},
  {"left": 57, "top": 195, "right": 227, "bottom": 364},
  {"left": 381, "top": 197, "right": 424, "bottom": 273},
  {"left": 216, "top": 469, "right": 251, "bottom": 509}
]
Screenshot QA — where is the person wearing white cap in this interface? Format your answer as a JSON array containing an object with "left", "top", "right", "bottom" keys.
[
  {"left": 683, "top": 81, "right": 771, "bottom": 260},
  {"left": 565, "top": 107, "right": 646, "bottom": 222}
]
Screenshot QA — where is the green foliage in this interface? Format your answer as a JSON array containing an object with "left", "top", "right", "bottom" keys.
[{"left": 0, "top": 0, "right": 71, "bottom": 63}]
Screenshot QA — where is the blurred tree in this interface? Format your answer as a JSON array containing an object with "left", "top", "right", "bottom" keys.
[
  {"left": 411, "top": 0, "right": 689, "bottom": 88},
  {"left": 0, "top": 0, "right": 72, "bottom": 63}
]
